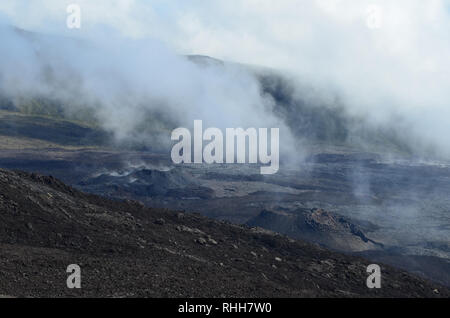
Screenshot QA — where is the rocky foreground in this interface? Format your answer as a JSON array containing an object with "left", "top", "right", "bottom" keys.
[{"left": 0, "top": 168, "right": 448, "bottom": 297}]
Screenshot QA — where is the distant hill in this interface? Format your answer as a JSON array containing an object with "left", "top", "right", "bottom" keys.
[
  {"left": 0, "top": 110, "right": 110, "bottom": 149},
  {"left": 246, "top": 208, "right": 384, "bottom": 252}
]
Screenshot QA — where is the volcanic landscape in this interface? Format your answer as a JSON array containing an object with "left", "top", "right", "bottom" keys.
[
  {"left": 0, "top": 29, "right": 449, "bottom": 296},
  {"left": 1, "top": 142, "right": 449, "bottom": 288}
]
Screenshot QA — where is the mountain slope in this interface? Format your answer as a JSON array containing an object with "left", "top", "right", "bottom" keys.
[
  {"left": 0, "top": 168, "right": 447, "bottom": 297},
  {"left": 247, "top": 208, "right": 383, "bottom": 252}
]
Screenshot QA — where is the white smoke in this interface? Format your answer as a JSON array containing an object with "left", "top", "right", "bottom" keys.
[
  {"left": 0, "top": 23, "right": 295, "bottom": 158},
  {"left": 1, "top": 0, "right": 450, "bottom": 159}
]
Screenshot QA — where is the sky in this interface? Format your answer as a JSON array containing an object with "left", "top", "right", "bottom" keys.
[
  {"left": 0, "top": 0, "right": 450, "bottom": 157},
  {"left": 1, "top": 0, "right": 449, "bottom": 110}
]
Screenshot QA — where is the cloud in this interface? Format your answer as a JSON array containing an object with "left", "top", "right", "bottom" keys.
[
  {"left": 161, "top": 0, "right": 450, "bottom": 156},
  {"left": 0, "top": 22, "right": 294, "bottom": 159},
  {"left": 0, "top": 1, "right": 450, "bottom": 157}
]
